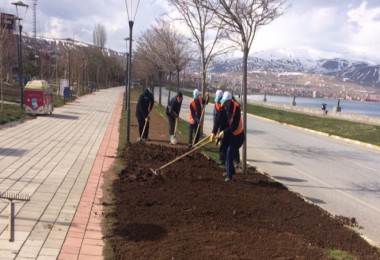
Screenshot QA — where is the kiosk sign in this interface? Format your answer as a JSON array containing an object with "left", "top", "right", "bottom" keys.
[
  {"left": 1, "top": 13, "right": 15, "bottom": 31},
  {"left": 60, "top": 79, "right": 69, "bottom": 96}
]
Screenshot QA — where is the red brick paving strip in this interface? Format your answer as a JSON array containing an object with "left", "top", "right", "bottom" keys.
[{"left": 58, "top": 93, "right": 122, "bottom": 260}]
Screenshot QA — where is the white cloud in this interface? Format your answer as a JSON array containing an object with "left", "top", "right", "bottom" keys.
[
  {"left": 346, "top": 2, "right": 380, "bottom": 57},
  {"left": 251, "top": 0, "right": 380, "bottom": 62}
]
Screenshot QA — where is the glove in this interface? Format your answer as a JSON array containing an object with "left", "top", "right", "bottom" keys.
[
  {"left": 209, "top": 134, "right": 215, "bottom": 142},
  {"left": 206, "top": 92, "right": 209, "bottom": 97},
  {"left": 195, "top": 117, "right": 200, "bottom": 124},
  {"left": 145, "top": 116, "right": 149, "bottom": 122},
  {"left": 217, "top": 131, "right": 224, "bottom": 139}
]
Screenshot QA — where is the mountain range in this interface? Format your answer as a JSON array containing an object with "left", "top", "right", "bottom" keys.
[
  {"left": 25, "top": 37, "right": 380, "bottom": 88},
  {"left": 208, "top": 48, "right": 380, "bottom": 88}
]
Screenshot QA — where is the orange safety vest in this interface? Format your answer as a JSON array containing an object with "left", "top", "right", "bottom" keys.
[
  {"left": 228, "top": 100, "right": 244, "bottom": 136},
  {"left": 215, "top": 102, "right": 222, "bottom": 112},
  {"left": 189, "top": 96, "right": 203, "bottom": 124}
]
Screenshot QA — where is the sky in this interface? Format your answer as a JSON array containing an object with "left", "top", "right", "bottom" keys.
[{"left": 1, "top": 0, "right": 380, "bottom": 62}]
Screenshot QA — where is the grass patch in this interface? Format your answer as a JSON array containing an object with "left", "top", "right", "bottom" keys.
[
  {"left": 326, "top": 249, "right": 354, "bottom": 260},
  {"left": 0, "top": 92, "right": 67, "bottom": 126},
  {"left": 247, "top": 104, "right": 380, "bottom": 146},
  {"left": 53, "top": 93, "right": 65, "bottom": 108},
  {"left": 0, "top": 103, "right": 34, "bottom": 125}
]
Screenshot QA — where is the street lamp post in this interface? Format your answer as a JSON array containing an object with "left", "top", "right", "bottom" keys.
[
  {"left": 126, "top": 22, "right": 134, "bottom": 144},
  {"left": 124, "top": 0, "right": 140, "bottom": 144},
  {"left": 124, "top": 37, "right": 129, "bottom": 111},
  {"left": 82, "top": 54, "right": 85, "bottom": 95},
  {"left": 12, "top": 1, "right": 28, "bottom": 109}
]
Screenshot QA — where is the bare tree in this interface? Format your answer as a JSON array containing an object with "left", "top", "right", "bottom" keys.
[
  {"left": 153, "top": 19, "right": 191, "bottom": 95},
  {"left": 168, "top": 0, "right": 231, "bottom": 97},
  {"left": 135, "top": 27, "right": 167, "bottom": 105},
  {"left": 133, "top": 49, "right": 157, "bottom": 89},
  {"left": 203, "top": 0, "right": 286, "bottom": 173},
  {"left": 0, "top": 24, "right": 17, "bottom": 112},
  {"left": 93, "top": 24, "right": 107, "bottom": 48}
]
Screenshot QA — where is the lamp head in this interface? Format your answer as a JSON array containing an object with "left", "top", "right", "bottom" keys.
[
  {"left": 12, "top": 1, "right": 29, "bottom": 8},
  {"left": 12, "top": 1, "right": 28, "bottom": 22}
]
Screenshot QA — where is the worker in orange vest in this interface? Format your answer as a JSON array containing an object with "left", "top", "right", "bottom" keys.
[
  {"left": 188, "top": 89, "right": 208, "bottom": 148},
  {"left": 210, "top": 91, "right": 245, "bottom": 182},
  {"left": 211, "top": 90, "right": 227, "bottom": 164}
]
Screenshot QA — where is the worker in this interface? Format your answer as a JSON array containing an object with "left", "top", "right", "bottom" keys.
[
  {"left": 135, "top": 88, "right": 154, "bottom": 141},
  {"left": 210, "top": 91, "right": 245, "bottom": 182},
  {"left": 211, "top": 89, "right": 227, "bottom": 164},
  {"left": 188, "top": 89, "right": 208, "bottom": 148},
  {"left": 166, "top": 92, "right": 183, "bottom": 144}
]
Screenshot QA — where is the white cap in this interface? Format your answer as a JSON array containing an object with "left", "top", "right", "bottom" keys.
[
  {"left": 193, "top": 89, "right": 199, "bottom": 98},
  {"left": 220, "top": 91, "right": 232, "bottom": 104},
  {"left": 215, "top": 90, "right": 223, "bottom": 102}
]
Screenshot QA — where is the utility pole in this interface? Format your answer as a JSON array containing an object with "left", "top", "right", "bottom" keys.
[
  {"left": 33, "top": 0, "right": 38, "bottom": 75},
  {"left": 33, "top": 0, "right": 37, "bottom": 52},
  {"left": 12, "top": 1, "right": 29, "bottom": 108}
]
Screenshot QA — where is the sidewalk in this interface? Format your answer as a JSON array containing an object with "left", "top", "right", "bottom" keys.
[{"left": 0, "top": 87, "right": 123, "bottom": 259}]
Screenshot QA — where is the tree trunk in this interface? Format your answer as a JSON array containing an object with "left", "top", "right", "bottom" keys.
[
  {"left": 158, "top": 72, "right": 162, "bottom": 106},
  {"left": 200, "top": 49, "right": 206, "bottom": 136},
  {"left": 176, "top": 69, "right": 180, "bottom": 93},
  {"left": 168, "top": 72, "right": 172, "bottom": 104},
  {"left": 200, "top": 50, "right": 206, "bottom": 96},
  {"left": 242, "top": 47, "right": 249, "bottom": 174}
]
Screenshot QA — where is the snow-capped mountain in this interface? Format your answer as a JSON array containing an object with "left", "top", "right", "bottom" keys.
[{"left": 208, "top": 47, "right": 380, "bottom": 88}]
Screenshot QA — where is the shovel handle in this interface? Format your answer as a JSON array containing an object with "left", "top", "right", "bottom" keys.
[
  {"left": 193, "top": 135, "right": 210, "bottom": 147},
  {"left": 140, "top": 102, "right": 152, "bottom": 139},
  {"left": 174, "top": 117, "right": 178, "bottom": 136},
  {"left": 192, "top": 108, "right": 206, "bottom": 146},
  {"left": 156, "top": 139, "right": 211, "bottom": 173}
]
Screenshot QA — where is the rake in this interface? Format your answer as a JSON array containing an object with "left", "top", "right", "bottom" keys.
[{"left": 150, "top": 135, "right": 211, "bottom": 175}]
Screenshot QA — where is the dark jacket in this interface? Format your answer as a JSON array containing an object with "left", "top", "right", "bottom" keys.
[
  {"left": 166, "top": 96, "right": 182, "bottom": 118},
  {"left": 136, "top": 89, "right": 154, "bottom": 118},
  {"left": 223, "top": 100, "right": 243, "bottom": 137},
  {"left": 212, "top": 102, "right": 227, "bottom": 135}
]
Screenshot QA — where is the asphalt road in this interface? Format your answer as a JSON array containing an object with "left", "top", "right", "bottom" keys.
[{"left": 156, "top": 88, "right": 380, "bottom": 247}]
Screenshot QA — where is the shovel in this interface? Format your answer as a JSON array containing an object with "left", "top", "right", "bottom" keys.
[
  {"left": 150, "top": 136, "right": 211, "bottom": 175},
  {"left": 170, "top": 117, "right": 179, "bottom": 145}
]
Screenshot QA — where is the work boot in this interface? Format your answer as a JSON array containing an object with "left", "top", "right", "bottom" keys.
[
  {"left": 225, "top": 177, "right": 231, "bottom": 182},
  {"left": 188, "top": 144, "right": 192, "bottom": 149}
]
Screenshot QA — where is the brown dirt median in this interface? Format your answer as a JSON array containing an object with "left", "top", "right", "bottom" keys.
[{"left": 103, "top": 91, "right": 380, "bottom": 259}]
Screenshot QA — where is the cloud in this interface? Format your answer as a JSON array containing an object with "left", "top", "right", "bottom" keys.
[
  {"left": 1, "top": 0, "right": 380, "bottom": 62},
  {"left": 251, "top": 0, "right": 380, "bottom": 61},
  {"left": 346, "top": 2, "right": 380, "bottom": 56}
]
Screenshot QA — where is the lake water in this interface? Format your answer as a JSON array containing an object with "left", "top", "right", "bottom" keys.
[{"left": 247, "top": 95, "right": 380, "bottom": 118}]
